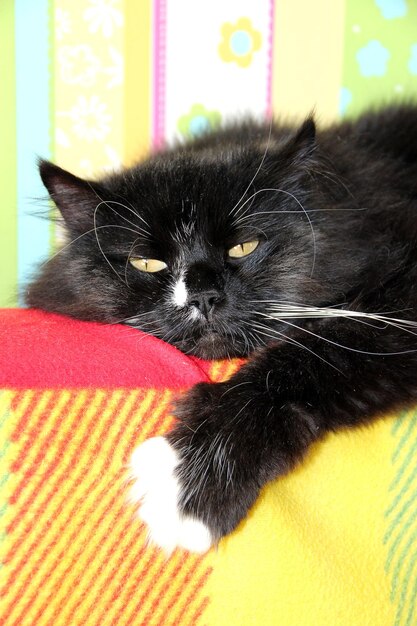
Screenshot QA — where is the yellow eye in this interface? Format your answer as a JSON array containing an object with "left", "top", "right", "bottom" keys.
[
  {"left": 228, "top": 240, "right": 259, "bottom": 258},
  {"left": 130, "top": 258, "right": 167, "bottom": 273}
]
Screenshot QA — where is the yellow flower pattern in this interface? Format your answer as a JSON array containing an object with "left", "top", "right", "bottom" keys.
[{"left": 218, "top": 17, "right": 262, "bottom": 68}]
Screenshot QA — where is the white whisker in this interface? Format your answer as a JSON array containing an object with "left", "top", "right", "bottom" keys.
[
  {"left": 231, "top": 187, "right": 317, "bottom": 278},
  {"left": 257, "top": 303, "right": 417, "bottom": 337},
  {"left": 86, "top": 181, "right": 151, "bottom": 232},
  {"left": 93, "top": 200, "right": 151, "bottom": 238},
  {"left": 93, "top": 205, "right": 128, "bottom": 285},
  {"left": 110, "top": 311, "right": 154, "bottom": 325},
  {"left": 249, "top": 321, "right": 342, "bottom": 372},
  {"left": 40, "top": 224, "right": 147, "bottom": 267},
  {"left": 229, "top": 119, "right": 273, "bottom": 217},
  {"left": 256, "top": 312, "right": 417, "bottom": 356}
]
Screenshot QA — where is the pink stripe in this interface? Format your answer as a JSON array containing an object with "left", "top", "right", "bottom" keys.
[
  {"left": 266, "top": 0, "right": 275, "bottom": 117},
  {"left": 152, "top": 0, "right": 167, "bottom": 149}
]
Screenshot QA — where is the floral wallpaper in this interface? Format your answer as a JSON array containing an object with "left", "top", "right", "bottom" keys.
[{"left": 54, "top": 0, "right": 124, "bottom": 177}]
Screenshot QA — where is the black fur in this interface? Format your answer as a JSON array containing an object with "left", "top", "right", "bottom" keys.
[{"left": 27, "top": 104, "right": 417, "bottom": 542}]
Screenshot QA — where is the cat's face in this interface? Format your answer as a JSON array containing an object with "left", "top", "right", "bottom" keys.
[{"left": 28, "top": 120, "right": 342, "bottom": 359}]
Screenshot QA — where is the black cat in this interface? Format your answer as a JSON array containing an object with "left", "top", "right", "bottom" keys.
[{"left": 27, "top": 104, "right": 417, "bottom": 552}]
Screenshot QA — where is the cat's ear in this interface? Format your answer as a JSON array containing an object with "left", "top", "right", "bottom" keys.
[
  {"left": 289, "top": 116, "right": 316, "bottom": 161},
  {"left": 294, "top": 116, "right": 316, "bottom": 144},
  {"left": 39, "top": 160, "right": 101, "bottom": 232},
  {"left": 268, "top": 115, "right": 317, "bottom": 178}
]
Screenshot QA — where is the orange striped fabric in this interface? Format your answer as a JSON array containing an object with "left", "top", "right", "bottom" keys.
[{"left": 0, "top": 360, "right": 239, "bottom": 626}]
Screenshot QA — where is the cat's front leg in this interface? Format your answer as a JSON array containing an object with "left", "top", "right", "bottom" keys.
[
  {"left": 129, "top": 312, "right": 417, "bottom": 552},
  {"left": 128, "top": 376, "right": 320, "bottom": 553}
]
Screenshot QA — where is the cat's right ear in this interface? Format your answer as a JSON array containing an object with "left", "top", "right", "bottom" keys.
[
  {"left": 287, "top": 116, "right": 317, "bottom": 164},
  {"left": 39, "top": 160, "right": 101, "bottom": 233}
]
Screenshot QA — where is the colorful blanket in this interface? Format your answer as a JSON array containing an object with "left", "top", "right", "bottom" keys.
[{"left": 1, "top": 308, "right": 416, "bottom": 625}]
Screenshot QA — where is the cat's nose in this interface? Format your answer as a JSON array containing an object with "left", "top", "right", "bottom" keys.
[{"left": 189, "top": 290, "right": 223, "bottom": 320}]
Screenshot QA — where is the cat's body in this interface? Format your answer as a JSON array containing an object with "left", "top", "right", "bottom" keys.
[{"left": 28, "top": 104, "right": 417, "bottom": 551}]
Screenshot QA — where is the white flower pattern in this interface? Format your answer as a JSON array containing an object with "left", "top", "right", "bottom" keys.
[
  {"left": 55, "top": 8, "right": 71, "bottom": 40},
  {"left": 78, "top": 145, "right": 121, "bottom": 176},
  {"left": 55, "top": 127, "right": 71, "bottom": 148},
  {"left": 60, "top": 95, "right": 112, "bottom": 142},
  {"left": 103, "top": 145, "right": 122, "bottom": 171},
  {"left": 58, "top": 45, "right": 101, "bottom": 87},
  {"left": 83, "top": 0, "right": 123, "bottom": 39},
  {"left": 105, "top": 46, "right": 124, "bottom": 88}
]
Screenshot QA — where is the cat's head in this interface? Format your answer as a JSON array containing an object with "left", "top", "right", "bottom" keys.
[{"left": 27, "top": 117, "right": 348, "bottom": 359}]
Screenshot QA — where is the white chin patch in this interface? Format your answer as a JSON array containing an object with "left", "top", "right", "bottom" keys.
[
  {"left": 128, "top": 437, "right": 213, "bottom": 553},
  {"left": 172, "top": 277, "right": 188, "bottom": 308}
]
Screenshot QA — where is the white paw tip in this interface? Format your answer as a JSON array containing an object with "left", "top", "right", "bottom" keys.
[{"left": 128, "top": 436, "right": 213, "bottom": 554}]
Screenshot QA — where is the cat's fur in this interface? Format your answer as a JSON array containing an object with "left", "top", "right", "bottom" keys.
[{"left": 27, "top": 104, "right": 417, "bottom": 551}]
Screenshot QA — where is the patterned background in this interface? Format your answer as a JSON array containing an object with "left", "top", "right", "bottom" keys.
[{"left": 1, "top": 0, "right": 417, "bottom": 307}]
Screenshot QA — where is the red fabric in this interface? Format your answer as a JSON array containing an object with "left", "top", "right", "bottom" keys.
[{"left": 0, "top": 309, "right": 213, "bottom": 389}]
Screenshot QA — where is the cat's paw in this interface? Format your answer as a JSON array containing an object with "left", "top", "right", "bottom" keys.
[{"left": 128, "top": 437, "right": 213, "bottom": 553}]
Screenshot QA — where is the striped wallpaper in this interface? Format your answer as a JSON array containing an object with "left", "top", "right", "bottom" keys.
[{"left": 1, "top": 0, "right": 417, "bottom": 306}]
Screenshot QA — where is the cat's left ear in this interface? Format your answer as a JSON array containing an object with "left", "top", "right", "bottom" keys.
[
  {"left": 39, "top": 160, "right": 104, "bottom": 233},
  {"left": 294, "top": 116, "right": 316, "bottom": 145},
  {"left": 289, "top": 116, "right": 316, "bottom": 162},
  {"left": 267, "top": 115, "right": 317, "bottom": 175},
  {"left": 265, "top": 116, "right": 318, "bottom": 183}
]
